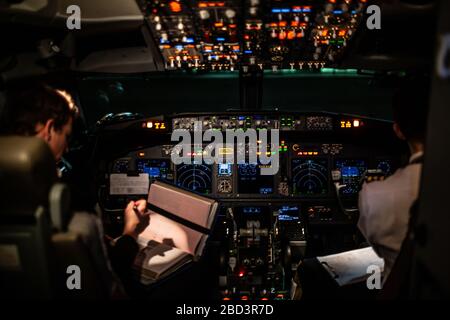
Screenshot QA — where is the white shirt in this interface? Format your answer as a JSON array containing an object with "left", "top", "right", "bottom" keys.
[{"left": 358, "top": 152, "right": 423, "bottom": 278}]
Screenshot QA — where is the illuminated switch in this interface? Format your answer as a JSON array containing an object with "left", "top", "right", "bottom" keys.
[
  {"left": 199, "top": 9, "right": 210, "bottom": 20},
  {"left": 225, "top": 9, "right": 236, "bottom": 18},
  {"left": 169, "top": 1, "right": 182, "bottom": 13}
]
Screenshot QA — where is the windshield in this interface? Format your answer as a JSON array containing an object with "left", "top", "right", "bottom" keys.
[{"left": 77, "top": 70, "right": 394, "bottom": 130}]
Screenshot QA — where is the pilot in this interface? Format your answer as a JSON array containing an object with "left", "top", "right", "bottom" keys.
[
  {"left": 358, "top": 79, "right": 428, "bottom": 279},
  {"left": 1, "top": 81, "right": 148, "bottom": 297},
  {"left": 292, "top": 79, "right": 429, "bottom": 299}
]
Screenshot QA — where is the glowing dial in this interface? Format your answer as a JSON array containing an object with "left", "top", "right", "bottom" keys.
[
  {"left": 176, "top": 164, "right": 212, "bottom": 194},
  {"left": 292, "top": 159, "right": 329, "bottom": 195},
  {"left": 217, "top": 179, "right": 232, "bottom": 193}
]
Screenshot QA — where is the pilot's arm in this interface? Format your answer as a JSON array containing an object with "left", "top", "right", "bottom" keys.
[
  {"left": 358, "top": 182, "right": 386, "bottom": 251},
  {"left": 109, "top": 200, "right": 149, "bottom": 281},
  {"left": 357, "top": 173, "right": 413, "bottom": 277},
  {"left": 358, "top": 181, "right": 401, "bottom": 246}
]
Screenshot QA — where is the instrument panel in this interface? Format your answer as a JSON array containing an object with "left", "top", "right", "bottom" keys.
[
  {"left": 138, "top": 0, "right": 367, "bottom": 71},
  {"left": 108, "top": 144, "right": 396, "bottom": 200},
  {"left": 172, "top": 114, "right": 336, "bottom": 131},
  {"left": 107, "top": 150, "right": 395, "bottom": 229},
  {"left": 99, "top": 111, "right": 404, "bottom": 300},
  {"left": 107, "top": 112, "right": 399, "bottom": 197}
]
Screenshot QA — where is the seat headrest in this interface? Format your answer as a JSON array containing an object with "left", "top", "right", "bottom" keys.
[{"left": 0, "top": 136, "right": 57, "bottom": 216}]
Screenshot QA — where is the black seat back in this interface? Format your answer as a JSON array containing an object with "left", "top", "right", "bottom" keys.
[{"left": 0, "top": 136, "right": 57, "bottom": 298}]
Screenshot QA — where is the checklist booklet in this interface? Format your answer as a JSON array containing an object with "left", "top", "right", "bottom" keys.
[{"left": 132, "top": 181, "right": 219, "bottom": 285}]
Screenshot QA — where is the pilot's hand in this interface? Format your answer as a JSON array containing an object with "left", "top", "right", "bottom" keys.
[{"left": 123, "top": 199, "right": 149, "bottom": 240}]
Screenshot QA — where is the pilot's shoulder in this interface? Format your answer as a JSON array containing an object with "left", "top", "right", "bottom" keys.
[
  {"left": 361, "top": 167, "right": 409, "bottom": 195},
  {"left": 68, "top": 211, "right": 102, "bottom": 239}
]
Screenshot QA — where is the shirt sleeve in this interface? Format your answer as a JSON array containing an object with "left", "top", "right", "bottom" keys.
[
  {"left": 108, "top": 235, "right": 140, "bottom": 281},
  {"left": 357, "top": 182, "right": 396, "bottom": 256},
  {"left": 358, "top": 183, "right": 372, "bottom": 241}
]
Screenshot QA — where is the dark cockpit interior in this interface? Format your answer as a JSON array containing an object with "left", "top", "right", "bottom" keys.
[{"left": 1, "top": 0, "right": 449, "bottom": 302}]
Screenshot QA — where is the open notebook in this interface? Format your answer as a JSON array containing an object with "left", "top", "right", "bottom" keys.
[{"left": 133, "top": 181, "right": 219, "bottom": 285}]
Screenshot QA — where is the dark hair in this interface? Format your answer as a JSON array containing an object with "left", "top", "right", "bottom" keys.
[
  {"left": 2, "top": 81, "right": 78, "bottom": 136},
  {"left": 392, "top": 78, "right": 430, "bottom": 142}
]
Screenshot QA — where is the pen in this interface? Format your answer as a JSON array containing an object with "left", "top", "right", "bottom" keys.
[{"left": 133, "top": 204, "right": 151, "bottom": 215}]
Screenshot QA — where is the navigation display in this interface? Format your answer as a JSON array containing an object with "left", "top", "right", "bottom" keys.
[
  {"left": 292, "top": 158, "right": 329, "bottom": 195},
  {"left": 334, "top": 159, "right": 367, "bottom": 194},
  {"left": 137, "top": 159, "right": 170, "bottom": 179},
  {"left": 176, "top": 164, "right": 213, "bottom": 194}
]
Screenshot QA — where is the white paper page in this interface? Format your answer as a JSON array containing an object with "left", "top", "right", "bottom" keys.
[
  {"left": 317, "top": 246, "right": 385, "bottom": 286},
  {"left": 135, "top": 240, "right": 189, "bottom": 278},
  {"left": 137, "top": 213, "right": 203, "bottom": 256}
]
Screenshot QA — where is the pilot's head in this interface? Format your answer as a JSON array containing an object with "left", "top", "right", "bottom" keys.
[
  {"left": 3, "top": 81, "right": 79, "bottom": 161},
  {"left": 392, "top": 78, "right": 429, "bottom": 153}
]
